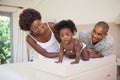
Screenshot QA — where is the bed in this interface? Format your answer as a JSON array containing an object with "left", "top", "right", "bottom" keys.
[{"left": 0, "top": 54, "right": 116, "bottom": 80}]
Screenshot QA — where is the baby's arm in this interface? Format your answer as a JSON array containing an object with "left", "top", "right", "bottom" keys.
[
  {"left": 55, "top": 43, "right": 64, "bottom": 63},
  {"left": 71, "top": 39, "right": 81, "bottom": 64}
]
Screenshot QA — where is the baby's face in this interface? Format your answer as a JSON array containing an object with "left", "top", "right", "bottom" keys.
[{"left": 60, "top": 28, "right": 73, "bottom": 44}]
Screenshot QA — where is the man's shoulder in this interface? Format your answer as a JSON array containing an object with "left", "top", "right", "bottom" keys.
[
  {"left": 79, "top": 30, "right": 91, "bottom": 36},
  {"left": 106, "top": 34, "right": 113, "bottom": 42},
  {"left": 78, "top": 30, "right": 92, "bottom": 44},
  {"left": 103, "top": 34, "right": 114, "bottom": 46},
  {"left": 79, "top": 30, "right": 91, "bottom": 39},
  {"left": 79, "top": 29, "right": 91, "bottom": 35}
]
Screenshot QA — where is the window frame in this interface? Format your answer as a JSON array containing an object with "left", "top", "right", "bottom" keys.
[{"left": 0, "top": 11, "right": 13, "bottom": 63}]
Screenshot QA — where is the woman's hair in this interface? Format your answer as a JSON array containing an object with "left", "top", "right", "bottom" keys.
[
  {"left": 19, "top": 8, "right": 42, "bottom": 31},
  {"left": 55, "top": 19, "right": 77, "bottom": 35}
]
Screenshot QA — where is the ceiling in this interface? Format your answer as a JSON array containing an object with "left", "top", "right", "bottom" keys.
[{"left": 0, "top": 0, "right": 45, "bottom": 9}]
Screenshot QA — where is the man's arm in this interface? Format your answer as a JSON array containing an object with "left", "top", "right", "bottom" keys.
[
  {"left": 87, "top": 45, "right": 113, "bottom": 58},
  {"left": 87, "top": 49, "right": 103, "bottom": 58}
]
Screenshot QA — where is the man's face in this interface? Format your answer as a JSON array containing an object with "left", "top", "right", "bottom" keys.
[{"left": 92, "top": 26, "right": 107, "bottom": 44}]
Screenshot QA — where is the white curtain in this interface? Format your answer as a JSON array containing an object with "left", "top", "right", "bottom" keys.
[{"left": 12, "top": 9, "right": 28, "bottom": 63}]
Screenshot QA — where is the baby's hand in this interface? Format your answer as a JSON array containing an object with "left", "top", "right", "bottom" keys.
[
  {"left": 55, "top": 61, "right": 62, "bottom": 63},
  {"left": 71, "top": 61, "right": 79, "bottom": 64}
]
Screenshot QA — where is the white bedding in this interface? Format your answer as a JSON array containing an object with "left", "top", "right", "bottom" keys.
[
  {"left": 36, "top": 56, "right": 100, "bottom": 65},
  {"left": 0, "top": 54, "right": 116, "bottom": 80}
]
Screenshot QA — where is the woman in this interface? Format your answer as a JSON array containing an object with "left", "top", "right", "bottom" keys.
[{"left": 19, "top": 8, "right": 60, "bottom": 60}]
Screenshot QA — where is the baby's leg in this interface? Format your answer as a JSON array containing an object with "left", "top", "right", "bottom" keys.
[
  {"left": 64, "top": 51, "right": 76, "bottom": 59},
  {"left": 81, "top": 47, "right": 89, "bottom": 61}
]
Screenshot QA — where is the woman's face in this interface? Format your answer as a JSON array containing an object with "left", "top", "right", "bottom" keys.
[
  {"left": 60, "top": 28, "right": 73, "bottom": 44},
  {"left": 30, "top": 20, "right": 47, "bottom": 35}
]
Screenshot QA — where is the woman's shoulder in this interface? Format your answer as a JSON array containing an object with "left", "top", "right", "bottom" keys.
[
  {"left": 26, "top": 35, "right": 36, "bottom": 44},
  {"left": 48, "top": 22, "right": 55, "bottom": 26},
  {"left": 46, "top": 22, "right": 55, "bottom": 28},
  {"left": 43, "top": 22, "right": 55, "bottom": 31},
  {"left": 44, "top": 22, "right": 61, "bottom": 42}
]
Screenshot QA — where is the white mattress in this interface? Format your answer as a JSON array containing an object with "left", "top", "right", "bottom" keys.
[
  {"left": 0, "top": 54, "right": 116, "bottom": 80},
  {"left": 30, "top": 54, "right": 116, "bottom": 77}
]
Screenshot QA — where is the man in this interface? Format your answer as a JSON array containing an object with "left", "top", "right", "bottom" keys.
[{"left": 79, "top": 21, "right": 114, "bottom": 59}]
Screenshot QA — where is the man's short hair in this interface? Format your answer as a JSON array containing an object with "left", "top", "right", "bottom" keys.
[{"left": 95, "top": 21, "right": 109, "bottom": 32}]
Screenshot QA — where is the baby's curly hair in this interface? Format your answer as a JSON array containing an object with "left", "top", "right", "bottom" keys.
[
  {"left": 19, "top": 8, "right": 42, "bottom": 31},
  {"left": 55, "top": 20, "right": 77, "bottom": 35}
]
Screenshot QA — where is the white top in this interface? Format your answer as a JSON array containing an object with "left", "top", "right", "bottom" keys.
[{"left": 29, "top": 23, "right": 59, "bottom": 60}]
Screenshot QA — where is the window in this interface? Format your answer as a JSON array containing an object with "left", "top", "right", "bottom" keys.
[{"left": 0, "top": 12, "right": 12, "bottom": 64}]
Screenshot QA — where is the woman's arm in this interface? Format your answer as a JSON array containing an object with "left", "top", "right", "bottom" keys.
[{"left": 26, "top": 35, "right": 58, "bottom": 58}]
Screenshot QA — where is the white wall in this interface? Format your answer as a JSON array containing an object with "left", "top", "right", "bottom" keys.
[
  {"left": 35, "top": 0, "right": 120, "bottom": 24},
  {"left": 0, "top": 0, "right": 120, "bottom": 62},
  {"left": 0, "top": 0, "right": 38, "bottom": 9},
  {"left": 118, "top": 25, "right": 120, "bottom": 58},
  {"left": 35, "top": 0, "right": 120, "bottom": 59}
]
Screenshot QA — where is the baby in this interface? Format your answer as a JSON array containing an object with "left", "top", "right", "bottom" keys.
[{"left": 54, "top": 20, "right": 89, "bottom": 64}]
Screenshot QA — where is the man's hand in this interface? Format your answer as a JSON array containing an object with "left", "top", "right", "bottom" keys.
[
  {"left": 87, "top": 49, "right": 96, "bottom": 58},
  {"left": 87, "top": 49, "right": 103, "bottom": 58}
]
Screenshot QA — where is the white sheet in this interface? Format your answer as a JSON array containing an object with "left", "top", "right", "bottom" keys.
[{"left": 37, "top": 56, "right": 99, "bottom": 65}]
